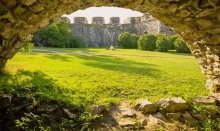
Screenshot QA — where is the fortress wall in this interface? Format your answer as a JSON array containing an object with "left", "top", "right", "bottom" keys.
[{"left": 70, "top": 15, "right": 175, "bottom": 47}]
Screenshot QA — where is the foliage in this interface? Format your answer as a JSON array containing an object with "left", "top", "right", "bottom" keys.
[
  {"left": 174, "top": 37, "right": 191, "bottom": 53},
  {"left": 118, "top": 32, "right": 139, "bottom": 49},
  {"left": 138, "top": 34, "right": 157, "bottom": 51},
  {"left": 2, "top": 48, "right": 208, "bottom": 129},
  {"left": 20, "top": 43, "right": 34, "bottom": 52},
  {"left": 156, "top": 35, "right": 172, "bottom": 52},
  {"left": 38, "top": 20, "right": 86, "bottom": 48},
  {"left": 15, "top": 113, "right": 50, "bottom": 130}
]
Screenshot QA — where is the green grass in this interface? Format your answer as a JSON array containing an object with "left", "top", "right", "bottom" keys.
[{"left": 1, "top": 47, "right": 208, "bottom": 109}]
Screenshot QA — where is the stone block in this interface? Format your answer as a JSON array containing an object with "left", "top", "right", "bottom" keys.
[
  {"left": 92, "top": 105, "right": 106, "bottom": 115},
  {"left": 194, "top": 96, "right": 216, "bottom": 105},
  {"left": 120, "top": 108, "right": 136, "bottom": 117},
  {"left": 166, "top": 113, "right": 181, "bottom": 120},
  {"left": 182, "top": 112, "right": 198, "bottom": 125},
  {"left": 135, "top": 99, "right": 158, "bottom": 113},
  {"left": 158, "top": 97, "right": 188, "bottom": 112}
]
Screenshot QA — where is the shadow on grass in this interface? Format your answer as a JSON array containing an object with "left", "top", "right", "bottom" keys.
[
  {"left": 0, "top": 70, "right": 71, "bottom": 105},
  {"left": 75, "top": 55, "right": 160, "bottom": 77},
  {"left": 45, "top": 54, "right": 72, "bottom": 62}
]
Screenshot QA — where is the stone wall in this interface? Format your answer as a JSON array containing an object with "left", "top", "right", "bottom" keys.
[{"left": 65, "top": 14, "right": 175, "bottom": 47}]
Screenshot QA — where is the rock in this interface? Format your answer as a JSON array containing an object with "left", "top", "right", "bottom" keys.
[
  {"left": 166, "top": 113, "right": 181, "bottom": 120},
  {"left": 0, "top": 94, "right": 12, "bottom": 110},
  {"left": 135, "top": 99, "right": 158, "bottom": 113},
  {"left": 118, "top": 121, "right": 136, "bottom": 127},
  {"left": 20, "top": 0, "right": 36, "bottom": 6},
  {"left": 92, "top": 105, "right": 106, "bottom": 115},
  {"left": 36, "top": 104, "right": 57, "bottom": 113},
  {"left": 192, "top": 113, "right": 208, "bottom": 121},
  {"left": 194, "top": 96, "right": 216, "bottom": 105},
  {"left": 140, "top": 118, "right": 148, "bottom": 126},
  {"left": 182, "top": 112, "right": 198, "bottom": 125},
  {"left": 206, "top": 108, "right": 219, "bottom": 117},
  {"left": 147, "top": 113, "right": 167, "bottom": 127},
  {"left": 158, "top": 97, "right": 188, "bottom": 112},
  {"left": 63, "top": 108, "right": 77, "bottom": 119},
  {"left": 211, "top": 93, "right": 220, "bottom": 106},
  {"left": 120, "top": 108, "right": 136, "bottom": 117}
]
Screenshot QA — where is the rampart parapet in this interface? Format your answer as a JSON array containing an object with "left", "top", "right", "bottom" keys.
[
  {"left": 92, "top": 17, "right": 105, "bottom": 24},
  {"left": 74, "top": 17, "right": 88, "bottom": 24}
]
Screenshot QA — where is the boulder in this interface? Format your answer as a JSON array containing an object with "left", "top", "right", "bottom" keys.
[
  {"left": 63, "top": 108, "right": 77, "bottom": 119},
  {"left": 146, "top": 112, "right": 167, "bottom": 127},
  {"left": 166, "top": 113, "right": 181, "bottom": 120},
  {"left": 182, "top": 112, "right": 198, "bottom": 125},
  {"left": 135, "top": 99, "right": 158, "bottom": 113},
  {"left": 158, "top": 97, "right": 188, "bottom": 112},
  {"left": 194, "top": 96, "right": 216, "bottom": 105},
  {"left": 192, "top": 113, "right": 208, "bottom": 121},
  {"left": 0, "top": 94, "right": 12, "bottom": 110},
  {"left": 120, "top": 108, "right": 136, "bottom": 117}
]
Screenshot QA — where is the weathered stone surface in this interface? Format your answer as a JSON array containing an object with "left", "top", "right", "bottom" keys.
[
  {"left": 182, "top": 112, "right": 198, "bottom": 125},
  {"left": 192, "top": 113, "right": 208, "bottom": 121},
  {"left": 140, "top": 118, "right": 148, "bottom": 126},
  {"left": 147, "top": 112, "right": 168, "bottom": 126},
  {"left": 63, "top": 108, "right": 77, "bottom": 119},
  {"left": 118, "top": 121, "right": 136, "bottom": 127},
  {"left": 135, "top": 99, "right": 158, "bottom": 113},
  {"left": 36, "top": 104, "right": 57, "bottom": 113},
  {"left": 0, "top": 94, "right": 12, "bottom": 109},
  {"left": 120, "top": 108, "right": 136, "bottom": 117},
  {"left": 158, "top": 97, "right": 188, "bottom": 112},
  {"left": 166, "top": 113, "right": 181, "bottom": 120},
  {"left": 194, "top": 96, "right": 216, "bottom": 105},
  {"left": 20, "top": 0, "right": 36, "bottom": 6}
]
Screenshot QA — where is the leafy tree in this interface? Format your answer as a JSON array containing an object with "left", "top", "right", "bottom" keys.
[
  {"left": 38, "top": 21, "right": 86, "bottom": 48},
  {"left": 138, "top": 34, "right": 157, "bottom": 51},
  {"left": 174, "top": 37, "right": 191, "bottom": 53},
  {"left": 118, "top": 32, "right": 138, "bottom": 49}
]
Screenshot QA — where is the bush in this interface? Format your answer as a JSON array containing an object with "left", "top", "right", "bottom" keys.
[
  {"left": 138, "top": 34, "right": 157, "bottom": 51},
  {"left": 20, "top": 43, "right": 34, "bottom": 52},
  {"left": 174, "top": 37, "right": 191, "bottom": 53},
  {"left": 118, "top": 32, "right": 138, "bottom": 49},
  {"left": 156, "top": 36, "right": 171, "bottom": 52},
  {"left": 38, "top": 20, "right": 86, "bottom": 48}
]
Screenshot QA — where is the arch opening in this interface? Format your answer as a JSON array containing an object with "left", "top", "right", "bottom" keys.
[{"left": 0, "top": 0, "right": 220, "bottom": 93}]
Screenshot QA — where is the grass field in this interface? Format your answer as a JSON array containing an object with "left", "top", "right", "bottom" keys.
[{"left": 1, "top": 47, "right": 208, "bottom": 109}]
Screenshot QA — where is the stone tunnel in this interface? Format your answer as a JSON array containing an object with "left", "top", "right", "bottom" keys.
[{"left": 0, "top": 0, "right": 220, "bottom": 93}]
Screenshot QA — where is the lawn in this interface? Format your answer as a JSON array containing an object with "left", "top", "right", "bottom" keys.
[{"left": 1, "top": 47, "right": 208, "bottom": 109}]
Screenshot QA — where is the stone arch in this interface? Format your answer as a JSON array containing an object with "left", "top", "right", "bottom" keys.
[{"left": 0, "top": 0, "right": 220, "bottom": 92}]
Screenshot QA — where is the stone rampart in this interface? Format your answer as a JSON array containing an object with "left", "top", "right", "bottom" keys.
[{"left": 64, "top": 14, "right": 175, "bottom": 47}]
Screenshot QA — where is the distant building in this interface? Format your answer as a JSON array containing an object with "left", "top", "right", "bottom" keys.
[{"left": 61, "top": 14, "right": 176, "bottom": 47}]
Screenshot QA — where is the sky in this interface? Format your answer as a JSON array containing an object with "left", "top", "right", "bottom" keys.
[{"left": 63, "top": 7, "right": 143, "bottom": 24}]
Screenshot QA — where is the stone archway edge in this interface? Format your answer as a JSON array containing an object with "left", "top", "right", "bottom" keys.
[{"left": 0, "top": 0, "right": 220, "bottom": 92}]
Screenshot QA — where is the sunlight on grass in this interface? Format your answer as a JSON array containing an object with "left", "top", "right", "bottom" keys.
[{"left": 3, "top": 48, "right": 208, "bottom": 108}]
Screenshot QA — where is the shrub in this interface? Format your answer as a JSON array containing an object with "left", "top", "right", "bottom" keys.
[
  {"left": 174, "top": 37, "right": 191, "bottom": 53},
  {"left": 156, "top": 36, "right": 171, "bottom": 52},
  {"left": 38, "top": 20, "right": 86, "bottom": 48},
  {"left": 118, "top": 32, "right": 138, "bottom": 49},
  {"left": 70, "top": 34, "right": 86, "bottom": 48},
  {"left": 20, "top": 43, "right": 34, "bottom": 52},
  {"left": 138, "top": 34, "right": 157, "bottom": 51}
]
